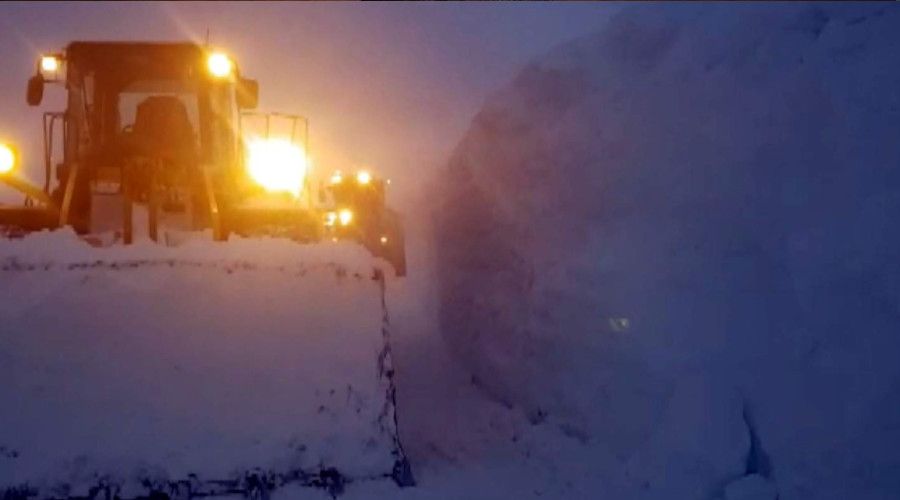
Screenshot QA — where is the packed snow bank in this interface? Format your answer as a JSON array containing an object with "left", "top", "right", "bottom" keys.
[
  {"left": 0, "top": 229, "right": 410, "bottom": 498},
  {"left": 436, "top": 3, "right": 900, "bottom": 499},
  {"left": 0, "top": 228, "right": 380, "bottom": 273}
]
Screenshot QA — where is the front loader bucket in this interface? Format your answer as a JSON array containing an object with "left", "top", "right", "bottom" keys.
[{"left": 0, "top": 231, "right": 411, "bottom": 499}]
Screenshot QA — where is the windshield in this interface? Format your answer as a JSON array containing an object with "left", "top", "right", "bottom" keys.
[{"left": 117, "top": 80, "right": 201, "bottom": 148}]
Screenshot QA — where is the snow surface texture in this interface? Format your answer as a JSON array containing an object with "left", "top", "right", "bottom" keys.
[
  {"left": 436, "top": 3, "right": 900, "bottom": 499},
  {"left": 0, "top": 230, "right": 410, "bottom": 498}
]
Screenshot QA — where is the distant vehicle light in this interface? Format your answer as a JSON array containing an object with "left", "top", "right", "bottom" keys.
[
  {"left": 0, "top": 143, "right": 16, "bottom": 174},
  {"left": 40, "top": 56, "right": 59, "bottom": 73},
  {"left": 330, "top": 172, "right": 343, "bottom": 185},
  {"left": 608, "top": 317, "right": 631, "bottom": 332},
  {"left": 207, "top": 52, "right": 233, "bottom": 78},
  {"left": 380, "top": 236, "right": 388, "bottom": 245},
  {"left": 356, "top": 170, "right": 372, "bottom": 185},
  {"left": 245, "top": 137, "right": 307, "bottom": 197},
  {"left": 338, "top": 208, "right": 353, "bottom": 226}
]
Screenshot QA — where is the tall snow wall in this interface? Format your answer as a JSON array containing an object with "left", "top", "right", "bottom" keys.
[{"left": 436, "top": 4, "right": 900, "bottom": 499}]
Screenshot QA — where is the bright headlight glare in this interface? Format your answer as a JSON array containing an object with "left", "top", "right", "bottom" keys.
[
  {"left": 356, "top": 170, "right": 372, "bottom": 184},
  {"left": 41, "top": 56, "right": 60, "bottom": 72},
  {"left": 330, "top": 172, "right": 343, "bottom": 185},
  {"left": 245, "top": 137, "right": 307, "bottom": 197},
  {"left": 338, "top": 209, "right": 353, "bottom": 226},
  {"left": 207, "top": 52, "right": 233, "bottom": 78},
  {"left": 0, "top": 143, "right": 16, "bottom": 175}
]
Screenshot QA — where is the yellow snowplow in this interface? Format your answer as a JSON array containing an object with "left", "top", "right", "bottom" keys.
[
  {"left": 0, "top": 41, "right": 412, "bottom": 498},
  {"left": 0, "top": 41, "right": 405, "bottom": 276}
]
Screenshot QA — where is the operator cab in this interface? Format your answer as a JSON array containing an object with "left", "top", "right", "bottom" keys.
[{"left": 23, "top": 42, "right": 258, "bottom": 236}]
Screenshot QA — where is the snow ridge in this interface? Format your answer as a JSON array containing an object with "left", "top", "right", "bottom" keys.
[{"left": 1, "top": 233, "right": 411, "bottom": 499}]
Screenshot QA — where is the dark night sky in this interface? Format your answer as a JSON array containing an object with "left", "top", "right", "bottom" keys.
[{"left": 0, "top": 1, "right": 618, "bottom": 205}]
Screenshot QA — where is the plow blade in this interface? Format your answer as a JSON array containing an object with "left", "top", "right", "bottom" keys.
[{"left": 0, "top": 233, "right": 411, "bottom": 498}]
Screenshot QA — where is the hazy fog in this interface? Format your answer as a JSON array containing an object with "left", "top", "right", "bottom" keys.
[{"left": 0, "top": 2, "right": 616, "bottom": 206}]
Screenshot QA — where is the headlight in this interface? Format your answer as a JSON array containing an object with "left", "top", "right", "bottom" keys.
[
  {"left": 207, "top": 52, "right": 233, "bottom": 78},
  {"left": 338, "top": 208, "right": 353, "bottom": 226},
  {"left": 356, "top": 170, "right": 372, "bottom": 184},
  {"left": 245, "top": 137, "right": 307, "bottom": 197},
  {"left": 330, "top": 172, "right": 343, "bottom": 185},
  {"left": 0, "top": 143, "right": 16, "bottom": 175},
  {"left": 325, "top": 209, "right": 353, "bottom": 226}
]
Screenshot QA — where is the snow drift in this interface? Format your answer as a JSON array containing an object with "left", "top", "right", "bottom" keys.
[
  {"left": 0, "top": 230, "right": 410, "bottom": 498},
  {"left": 436, "top": 3, "right": 900, "bottom": 499}
]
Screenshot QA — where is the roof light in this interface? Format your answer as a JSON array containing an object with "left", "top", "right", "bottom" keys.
[
  {"left": 207, "top": 52, "right": 233, "bottom": 78},
  {"left": 40, "top": 56, "right": 59, "bottom": 72},
  {"left": 39, "top": 55, "right": 64, "bottom": 82}
]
